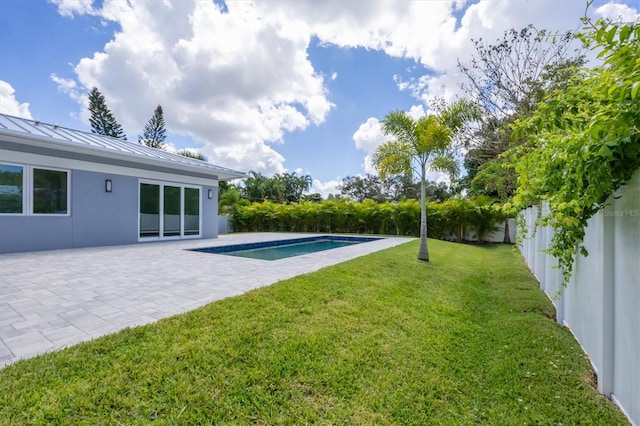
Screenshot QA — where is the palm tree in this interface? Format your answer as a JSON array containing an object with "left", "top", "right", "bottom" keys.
[{"left": 373, "top": 100, "right": 478, "bottom": 261}]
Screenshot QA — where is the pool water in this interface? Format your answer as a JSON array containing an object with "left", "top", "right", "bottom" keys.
[
  {"left": 191, "top": 236, "right": 381, "bottom": 261},
  {"left": 224, "top": 239, "right": 359, "bottom": 260}
]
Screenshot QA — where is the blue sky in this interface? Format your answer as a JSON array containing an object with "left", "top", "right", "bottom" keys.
[{"left": 1, "top": 0, "right": 638, "bottom": 196}]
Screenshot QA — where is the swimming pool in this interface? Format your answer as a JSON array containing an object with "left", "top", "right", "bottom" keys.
[{"left": 191, "top": 235, "right": 382, "bottom": 261}]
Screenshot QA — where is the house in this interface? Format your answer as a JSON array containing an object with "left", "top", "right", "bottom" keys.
[{"left": 0, "top": 113, "right": 245, "bottom": 254}]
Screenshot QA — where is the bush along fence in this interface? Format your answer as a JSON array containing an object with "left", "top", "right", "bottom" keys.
[
  {"left": 519, "top": 169, "right": 640, "bottom": 425},
  {"left": 229, "top": 198, "right": 514, "bottom": 243}
]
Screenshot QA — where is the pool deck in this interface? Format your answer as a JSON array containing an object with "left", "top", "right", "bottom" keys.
[{"left": 0, "top": 233, "right": 411, "bottom": 368}]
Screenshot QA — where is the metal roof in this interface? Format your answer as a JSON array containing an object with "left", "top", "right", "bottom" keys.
[{"left": 0, "top": 113, "right": 246, "bottom": 180}]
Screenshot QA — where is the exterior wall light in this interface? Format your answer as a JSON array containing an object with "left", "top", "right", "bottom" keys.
[
  {"left": 105, "top": 179, "right": 112, "bottom": 193},
  {"left": 208, "top": 189, "right": 213, "bottom": 199}
]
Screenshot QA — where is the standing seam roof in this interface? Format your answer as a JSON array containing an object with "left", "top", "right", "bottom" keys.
[{"left": 0, "top": 113, "right": 246, "bottom": 178}]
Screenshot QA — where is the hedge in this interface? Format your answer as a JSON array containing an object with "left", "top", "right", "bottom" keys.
[{"left": 230, "top": 198, "right": 509, "bottom": 243}]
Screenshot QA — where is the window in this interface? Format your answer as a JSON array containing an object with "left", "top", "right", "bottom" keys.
[
  {"left": 32, "top": 168, "right": 69, "bottom": 215},
  {"left": 0, "top": 163, "right": 24, "bottom": 214}
]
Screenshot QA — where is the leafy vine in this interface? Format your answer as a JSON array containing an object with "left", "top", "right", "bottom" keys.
[{"left": 508, "top": 18, "right": 640, "bottom": 285}]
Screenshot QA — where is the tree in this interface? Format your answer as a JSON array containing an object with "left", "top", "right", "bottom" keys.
[
  {"left": 373, "top": 100, "right": 478, "bottom": 261},
  {"left": 338, "top": 173, "right": 448, "bottom": 203},
  {"left": 218, "top": 181, "right": 248, "bottom": 215},
  {"left": 338, "top": 174, "right": 385, "bottom": 202},
  {"left": 458, "top": 25, "right": 580, "bottom": 120},
  {"left": 302, "top": 193, "right": 323, "bottom": 202},
  {"left": 240, "top": 171, "right": 312, "bottom": 204},
  {"left": 88, "top": 87, "right": 127, "bottom": 140},
  {"left": 177, "top": 149, "right": 207, "bottom": 161},
  {"left": 457, "top": 25, "right": 585, "bottom": 196},
  {"left": 139, "top": 105, "right": 167, "bottom": 149},
  {"left": 275, "top": 172, "right": 312, "bottom": 203},
  {"left": 241, "top": 171, "right": 281, "bottom": 203}
]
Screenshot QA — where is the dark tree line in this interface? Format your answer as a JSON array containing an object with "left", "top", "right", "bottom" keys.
[
  {"left": 239, "top": 171, "right": 313, "bottom": 204},
  {"left": 338, "top": 174, "right": 450, "bottom": 203}
]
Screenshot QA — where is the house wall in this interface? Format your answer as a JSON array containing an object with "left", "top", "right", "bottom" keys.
[
  {"left": 1, "top": 146, "right": 221, "bottom": 254},
  {"left": 1, "top": 172, "right": 140, "bottom": 252},
  {"left": 202, "top": 185, "right": 218, "bottom": 239},
  {"left": 1, "top": 216, "right": 73, "bottom": 253},
  {"left": 71, "top": 171, "right": 139, "bottom": 248}
]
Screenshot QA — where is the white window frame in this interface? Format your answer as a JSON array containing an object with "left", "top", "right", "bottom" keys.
[
  {"left": 138, "top": 179, "right": 202, "bottom": 241},
  {"left": 31, "top": 166, "right": 71, "bottom": 217},
  {"left": 0, "top": 163, "right": 71, "bottom": 217},
  {"left": 0, "top": 161, "right": 26, "bottom": 216}
]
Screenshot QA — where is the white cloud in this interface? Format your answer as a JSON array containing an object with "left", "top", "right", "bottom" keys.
[
  {"left": 362, "top": 154, "right": 377, "bottom": 175},
  {"left": 0, "top": 81, "right": 32, "bottom": 119},
  {"left": 205, "top": 141, "right": 286, "bottom": 175},
  {"left": 407, "top": 105, "right": 426, "bottom": 120},
  {"left": 596, "top": 2, "right": 640, "bottom": 21},
  {"left": 57, "top": 0, "right": 334, "bottom": 175},
  {"left": 352, "top": 117, "right": 388, "bottom": 153},
  {"left": 352, "top": 118, "right": 390, "bottom": 175},
  {"left": 50, "top": 73, "right": 84, "bottom": 103},
  {"left": 49, "top": 0, "right": 94, "bottom": 17},
  {"left": 312, "top": 178, "right": 342, "bottom": 198}
]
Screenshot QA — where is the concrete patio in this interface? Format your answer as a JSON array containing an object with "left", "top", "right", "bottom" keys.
[{"left": 0, "top": 233, "right": 411, "bottom": 368}]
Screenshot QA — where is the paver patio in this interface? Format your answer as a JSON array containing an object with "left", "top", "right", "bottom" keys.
[{"left": 0, "top": 233, "right": 410, "bottom": 368}]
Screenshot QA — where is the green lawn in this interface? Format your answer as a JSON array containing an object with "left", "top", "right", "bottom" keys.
[{"left": 0, "top": 240, "right": 627, "bottom": 424}]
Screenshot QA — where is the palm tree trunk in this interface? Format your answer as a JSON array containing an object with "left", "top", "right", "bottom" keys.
[
  {"left": 503, "top": 217, "right": 511, "bottom": 244},
  {"left": 418, "top": 163, "right": 429, "bottom": 261}
]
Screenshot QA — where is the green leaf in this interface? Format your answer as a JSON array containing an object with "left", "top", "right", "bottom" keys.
[
  {"left": 606, "top": 26, "right": 617, "bottom": 44},
  {"left": 631, "top": 81, "right": 640, "bottom": 100},
  {"left": 619, "top": 25, "right": 631, "bottom": 43}
]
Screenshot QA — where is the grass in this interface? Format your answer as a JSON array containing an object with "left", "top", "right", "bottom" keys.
[{"left": 0, "top": 239, "right": 628, "bottom": 425}]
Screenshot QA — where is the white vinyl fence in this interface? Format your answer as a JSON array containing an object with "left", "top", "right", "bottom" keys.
[
  {"left": 218, "top": 215, "right": 232, "bottom": 234},
  {"left": 519, "top": 169, "right": 640, "bottom": 425}
]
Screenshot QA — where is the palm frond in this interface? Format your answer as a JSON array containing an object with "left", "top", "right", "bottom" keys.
[
  {"left": 381, "top": 111, "right": 417, "bottom": 146},
  {"left": 430, "top": 154, "right": 461, "bottom": 180},
  {"left": 372, "top": 140, "right": 413, "bottom": 179},
  {"left": 438, "top": 99, "right": 481, "bottom": 132},
  {"left": 416, "top": 115, "right": 452, "bottom": 153}
]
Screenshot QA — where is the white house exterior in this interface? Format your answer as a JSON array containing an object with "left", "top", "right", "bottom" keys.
[{"left": 0, "top": 113, "right": 245, "bottom": 254}]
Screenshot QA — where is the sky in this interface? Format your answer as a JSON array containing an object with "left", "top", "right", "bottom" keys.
[{"left": 1, "top": 0, "right": 639, "bottom": 197}]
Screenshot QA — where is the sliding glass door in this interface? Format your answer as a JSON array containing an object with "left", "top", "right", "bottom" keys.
[
  {"left": 184, "top": 187, "right": 200, "bottom": 236},
  {"left": 163, "top": 185, "right": 181, "bottom": 237},
  {"left": 140, "top": 183, "right": 160, "bottom": 237},
  {"left": 139, "top": 181, "right": 201, "bottom": 239}
]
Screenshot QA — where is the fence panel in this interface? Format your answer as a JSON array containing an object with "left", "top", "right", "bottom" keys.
[{"left": 218, "top": 215, "right": 232, "bottom": 234}]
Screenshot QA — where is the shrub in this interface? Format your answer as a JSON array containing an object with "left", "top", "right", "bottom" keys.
[{"left": 231, "top": 198, "right": 508, "bottom": 243}]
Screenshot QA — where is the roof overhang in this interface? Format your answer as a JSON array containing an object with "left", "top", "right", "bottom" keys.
[{"left": 0, "top": 128, "right": 247, "bottom": 181}]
